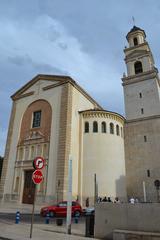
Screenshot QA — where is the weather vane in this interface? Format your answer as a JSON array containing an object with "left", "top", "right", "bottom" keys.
[{"left": 132, "top": 16, "right": 135, "bottom": 26}]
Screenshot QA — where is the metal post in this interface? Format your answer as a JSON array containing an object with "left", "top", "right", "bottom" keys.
[
  {"left": 94, "top": 174, "right": 97, "bottom": 205},
  {"left": 66, "top": 157, "right": 72, "bottom": 234},
  {"left": 30, "top": 185, "right": 37, "bottom": 239},
  {"left": 143, "top": 181, "right": 147, "bottom": 202},
  {"left": 156, "top": 188, "right": 160, "bottom": 203}
]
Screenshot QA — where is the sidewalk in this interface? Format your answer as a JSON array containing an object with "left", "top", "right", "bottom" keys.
[
  {"left": 0, "top": 202, "right": 98, "bottom": 239},
  {"left": 0, "top": 222, "right": 97, "bottom": 240}
]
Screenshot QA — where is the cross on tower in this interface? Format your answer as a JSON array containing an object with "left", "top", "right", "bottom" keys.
[{"left": 132, "top": 16, "right": 135, "bottom": 26}]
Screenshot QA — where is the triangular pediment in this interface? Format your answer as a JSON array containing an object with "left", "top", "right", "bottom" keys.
[
  {"left": 11, "top": 74, "right": 102, "bottom": 109},
  {"left": 24, "top": 130, "right": 45, "bottom": 141},
  {"left": 11, "top": 74, "right": 73, "bottom": 100},
  {"left": 126, "top": 49, "right": 148, "bottom": 59}
]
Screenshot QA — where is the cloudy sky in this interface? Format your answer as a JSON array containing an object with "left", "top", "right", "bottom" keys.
[{"left": 0, "top": 0, "right": 160, "bottom": 155}]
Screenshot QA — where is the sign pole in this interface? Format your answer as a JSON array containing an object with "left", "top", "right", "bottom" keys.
[
  {"left": 94, "top": 173, "right": 97, "bottom": 205},
  {"left": 143, "top": 181, "right": 147, "bottom": 202},
  {"left": 30, "top": 156, "right": 45, "bottom": 238},
  {"left": 30, "top": 184, "right": 37, "bottom": 239},
  {"left": 66, "top": 156, "right": 72, "bottom": 234}
]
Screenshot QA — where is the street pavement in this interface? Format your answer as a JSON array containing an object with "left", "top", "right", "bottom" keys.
[{"left": 0, "top": 202, "right": 98, "bottom": 240}]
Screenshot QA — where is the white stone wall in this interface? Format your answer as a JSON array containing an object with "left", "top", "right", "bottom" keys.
[
  {"left": 81, "top": 112, "right": 126, "bottom": 205},
  {"left": 124, "top": 78, "right": 160, "bottom": 120},
  {"left": 70, "top": 87, "right": 95, "bottom": 199}
]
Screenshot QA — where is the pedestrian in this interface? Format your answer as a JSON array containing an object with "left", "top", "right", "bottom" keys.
[
  {"left": 102, "top": 196, "right": 107, "bottom": 202},
  {"left": 114, "top": 197, "right": 120, "bottom": 203},
  {"left": 86, "top": 197, "right": 89, "bottom": 207},
  {"left": 135, "top": 198, "right": 139, "bottom": 203},
  {"left": 129, "top": 197, "right": 135, "bottom": 204},
  {"left": 107, "top": 197, "right": 112, "bottom": 202}
]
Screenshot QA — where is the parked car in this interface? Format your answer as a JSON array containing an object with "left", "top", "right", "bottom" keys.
[{"left": 40, "top": 201, "right": 82, "bottom": 217}]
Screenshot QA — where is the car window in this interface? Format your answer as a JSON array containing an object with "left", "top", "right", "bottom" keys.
[
  {"left": 59, "top": 203, "right": 67, "bottom": 207},
  {"left": 72, "top": 202, "right": 76, "bottom": 206}
]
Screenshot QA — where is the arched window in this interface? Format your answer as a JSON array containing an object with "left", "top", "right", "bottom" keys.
[
  {"left": 116, "top": 125, "right": 120, "bottom": 136},
  {"left": 84, "top": 122, "right": 89, "bottom": 133},
  {"left": 93, "top": 121, "right": 98, "bottom": 133},
  {"left": 134, "top": 61, "right": 143, "bottom": 74},
  {"left": 110, "top": 123, "right": 114, "bottom": 134},
  {"left": 133, "top": 37, "right": 138, "bottom": 46},
  {"left": 101, "top": 122, "right": 106, "bottom": 133}
]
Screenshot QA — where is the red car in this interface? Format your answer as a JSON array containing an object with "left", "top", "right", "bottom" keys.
[{"left": 40, "top": 201, "right": 82, "bottom": 217}]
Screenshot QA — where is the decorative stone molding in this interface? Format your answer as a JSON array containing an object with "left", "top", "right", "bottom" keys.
[
  {"left": 12, "top": 91, "right": 34, "bottom": 100},
  {"left": 81, "top": 110, "right": 124, "bottom": 125},
  {"left": 122, "top": 69, "right": 159, "bottom": 86},
  {"left": 125, "top": 114, "right": 160, "bottom": 124}
]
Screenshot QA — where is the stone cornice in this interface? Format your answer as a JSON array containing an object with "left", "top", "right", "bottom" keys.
[
  {"left": 12, "top": 91, "right": 34, "bottom": 100},
  {"left": 125, "top": 114, "right": 160, "bottom": 124},
  {"left": 42, "top": 81, "right": 67, "bottom": 91},
  {"left": 125, "top": 52, "right": 151, "bottom": 63},
  {"left": 124, "top": 42, "right": 148, "bottom": 53},
  {"left": 122, "top": 69, "right": 159, "bottom": 86},
  {"left": 69, "top": 81, "right": 102, "bottom": 109},
  {"left": 80, "top": 110, "right": 125, "bottom": 124}
]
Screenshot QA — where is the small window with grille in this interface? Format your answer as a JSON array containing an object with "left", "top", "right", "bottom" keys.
[{"left": 32, "top": 111, "right": 41, "bottom": 128}]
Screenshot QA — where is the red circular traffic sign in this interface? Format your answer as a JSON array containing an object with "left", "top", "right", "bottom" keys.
[
  {"left": 33, "top": 157, "right": 45, "bottom": 170},
  {"left": 32, "top": 170, "right": 43, "bottom": 184}
]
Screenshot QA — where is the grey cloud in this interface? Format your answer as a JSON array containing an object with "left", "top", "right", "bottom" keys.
[
  {"left": 47, "top": 26, "right": 61, "bottom": 42},
  {"left": 8, "top": 54, "right": 32, "bottom": 66},
  {"left": 58, "top": 42, "right": 68, "bottom": 50},
  {"left": 33, "top": 63, "right": 68, "bottom": 75},
  {"left": 7, "top": 55, "right": 67, "bottom": 75}
]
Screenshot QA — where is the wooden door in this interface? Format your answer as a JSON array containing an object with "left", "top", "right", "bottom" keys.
[{"left": 22, "top": 170, "right": 35, "bottom": 204}]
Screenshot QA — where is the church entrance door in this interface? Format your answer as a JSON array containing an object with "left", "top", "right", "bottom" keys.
[{"left": 22, "top": 170, "right": 35, "bottom": 204}]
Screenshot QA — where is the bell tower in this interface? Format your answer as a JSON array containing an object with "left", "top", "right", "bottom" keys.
[
  {"left": 123, "top": 26, "right": 160, "bottom": 120},
  {"left": 122, "top": 26, "right": 160, "bottom": 201}
]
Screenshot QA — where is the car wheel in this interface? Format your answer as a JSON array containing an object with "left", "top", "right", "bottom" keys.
[
  {"left": 49, "top": 211, "right": 55, "bottom": 218},
  {"left": 74, "top": 211, "right": 80, "bottom": 217}
]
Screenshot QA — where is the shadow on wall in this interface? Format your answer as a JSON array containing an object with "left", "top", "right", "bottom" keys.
[{"left": 115, "top": 175, "right": 127, "bottom": 202}]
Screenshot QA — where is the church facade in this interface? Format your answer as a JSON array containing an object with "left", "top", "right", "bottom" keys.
[
  {"left": 1, "top": 26, "right": 159, "bottom": 205},
  {"left": 0, "top": 75, "right": 125, "bottom": 206}
]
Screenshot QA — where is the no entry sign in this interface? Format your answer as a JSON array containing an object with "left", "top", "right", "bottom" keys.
[
  {"left": 33, "top": 157, "right": 45, "bottom": 170},
  {"left": 32, "top": 170, "right": 43, "bottom": 184}
]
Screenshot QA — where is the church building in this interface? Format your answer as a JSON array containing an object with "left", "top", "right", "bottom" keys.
[
  {"left": 0, "top": 75, "right": 125, "bottom": 205},
  {"left": 1, "top": 25, "right": 159, "bottom": 206}
]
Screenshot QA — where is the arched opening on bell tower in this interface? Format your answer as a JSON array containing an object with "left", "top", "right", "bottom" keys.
[
  {"left": 133, "top": 37, "right": 138, "bottom": 46},
  {"left": 134, "top": 61, "right": 143, "bottom": 74}
]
